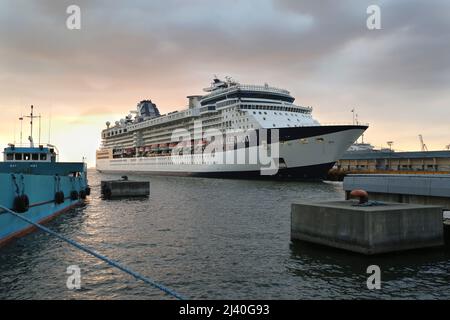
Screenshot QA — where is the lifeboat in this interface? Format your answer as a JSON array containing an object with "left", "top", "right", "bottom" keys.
[
  {"left": 113, "top": 149, "right": 123, "bottom": 155},
  {"left": 180, "top": 140, "right": 193, "bottom": 147},
  {"left": 160, "top": 143, "right": 170, "bottom": 151}
]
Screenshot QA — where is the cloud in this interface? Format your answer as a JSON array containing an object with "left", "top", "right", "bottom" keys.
[{"left": 0, "top": 0, "right": 449, "bottom": 164}]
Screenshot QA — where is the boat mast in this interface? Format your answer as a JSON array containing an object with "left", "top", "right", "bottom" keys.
[
  {"left": 25, "top": 105, "right": 41, "bottom": 148},
  {"left": 19, "top": 115, "right": 24, "bottom": 145},
  {"left": 39, "top": 113, "right": 41, "bottom": 146}
]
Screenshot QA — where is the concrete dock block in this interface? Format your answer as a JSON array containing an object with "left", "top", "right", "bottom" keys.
[
  {"left": 345, "top": 175, "right": 389, "bottom": 193},
  {"left": 430, "top": 179, "right": 450, "bottom": 198},
  {"left": 101, "top": 179, "right": 150, "bottom": 199},
  {"left": 343, "top": 174, "right": 450, "bottom": 209},
  {"left": 444, "top": 217, "right": 450, "bottom": 244},
  {"left": 291, "top": 200, "right": 444, "bottom": 255}
]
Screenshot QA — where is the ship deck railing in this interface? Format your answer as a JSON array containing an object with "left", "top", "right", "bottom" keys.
[
  {"left": 319, "top": 122, "right": 370, "bottom": 127},
  {"left": 3, "top": 142, "right": 56, "bottom": 149},
  {"left": 203, "top": 84, "right": 291, "bottom": 99}
]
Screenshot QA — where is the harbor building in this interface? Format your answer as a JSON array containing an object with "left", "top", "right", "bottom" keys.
[{"left": 335, "top": 150, "right": 450, "bottom": 174}]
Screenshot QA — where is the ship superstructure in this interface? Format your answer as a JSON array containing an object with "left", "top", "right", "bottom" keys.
[{"left": 96, "top": 77, "right": 368, "bottom": 179}]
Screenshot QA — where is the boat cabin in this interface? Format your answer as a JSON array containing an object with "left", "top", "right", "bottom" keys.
[{"left": 3, "top": 145, "right": 57, "bottom": 163}]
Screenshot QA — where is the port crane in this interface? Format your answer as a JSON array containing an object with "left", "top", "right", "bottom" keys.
[{"left": 419, "top": 135, "right": 428, "bottom": 152}]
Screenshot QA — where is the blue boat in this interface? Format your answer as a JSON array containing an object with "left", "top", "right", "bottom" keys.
[{"left": 0, "top": 106, "right": 89, "bottom": 246}]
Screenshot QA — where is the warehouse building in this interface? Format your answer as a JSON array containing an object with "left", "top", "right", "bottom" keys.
[{"left": 336, "top": 150, "right": 450, "bottom": 173}]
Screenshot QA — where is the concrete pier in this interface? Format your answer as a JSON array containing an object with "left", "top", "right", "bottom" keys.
[
  {"left": 444, "top": 218, "right": 450, "bottom": 243},
  {"left": 101, "top": 178, "right": 150, "bottom": 199},
  {"left": 291, "top": 200, "right": 444, "bottom": 255},
  {"left": 343, "top": 174, "right": 450, "bottom": 210}
]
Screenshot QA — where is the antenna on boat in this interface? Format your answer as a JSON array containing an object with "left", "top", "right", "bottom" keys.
[
  {"left": 48, "top": 107, "right": 52, "bottom": 144},
  {"left": 13, "top": 120, "right": 16, "bottom": 145},
  {"left": 30, "top": 105, "right": 33, "bottom": 145},
  {"left": 25, "top": 105, "right": 41, "bottom": 148},
  {"left": 38, "top": 114, "right": 41, "bottom": 145},
  {"left": 19, "top": 115, "right": 24, "bottom": 145}
]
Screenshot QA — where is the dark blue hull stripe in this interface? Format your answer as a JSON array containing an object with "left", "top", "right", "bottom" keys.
[{"left": 279, "top": 125, "right": 368, "bottom": 141}]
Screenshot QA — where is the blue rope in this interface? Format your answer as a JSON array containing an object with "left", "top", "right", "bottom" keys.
[{"left": 0, "top": 205, "right": 186, "bottom": 300}]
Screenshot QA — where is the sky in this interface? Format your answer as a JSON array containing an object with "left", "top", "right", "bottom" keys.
[{"left": 1, "top": 0, "right": 449, "bottom": 167}]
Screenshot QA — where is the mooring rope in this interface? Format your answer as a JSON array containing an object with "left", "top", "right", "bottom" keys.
[
  {"left": 11, "top": 174, "right": 21, "bottom": 196},
  {"left": 0, "top": 205, "right": 186, "bottom": 300}
]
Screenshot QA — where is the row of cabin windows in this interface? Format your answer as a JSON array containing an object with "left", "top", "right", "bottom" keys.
[
  {"left": 105, "top": 128, "right": 128, "bottom": 138},
  {"left": 253, "top": 111, "right": 304, "bottom": 118},
  {"left": 6, "top": 153, "right": 48, "bottom": 161},
  {"left": 240, "top": 105, "right": 308, "bottom": 113},
  {"left": 105, "top": 109, "right": 197, "bottom": 138}
]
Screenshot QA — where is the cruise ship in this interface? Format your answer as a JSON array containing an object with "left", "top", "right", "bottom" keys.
[{"left": 96, "top": 78, "right": 368, "bottom": 179}]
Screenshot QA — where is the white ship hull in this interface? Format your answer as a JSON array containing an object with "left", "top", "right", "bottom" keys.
[{"left": 96, "top": 126, "right": 366, "bottom": 179}]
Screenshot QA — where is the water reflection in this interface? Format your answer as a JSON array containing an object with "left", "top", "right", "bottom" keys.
[
  {"left": 1, "top": 170, "right": 449, "bottom": 300},
  {"left": 288, "top": 240, "right": 450, "bottom": 299}
]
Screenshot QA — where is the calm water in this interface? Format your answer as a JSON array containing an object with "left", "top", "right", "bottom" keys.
[{"left": 1, "top": 170, "right": 449, "bottom": 300}]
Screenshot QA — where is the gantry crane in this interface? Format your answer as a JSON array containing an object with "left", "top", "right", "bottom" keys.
[{"left": 419, "top": 135, "right": 428, "bottom": 152}]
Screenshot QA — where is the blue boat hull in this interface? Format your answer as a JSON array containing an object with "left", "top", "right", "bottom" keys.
[{"left": 0, "top": 172, "right": 88, "bottom": 246}]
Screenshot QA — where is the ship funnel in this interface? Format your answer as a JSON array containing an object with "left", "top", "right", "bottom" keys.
[{"left": 187, "top": 95, "right": 202, "bottom": 109}]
